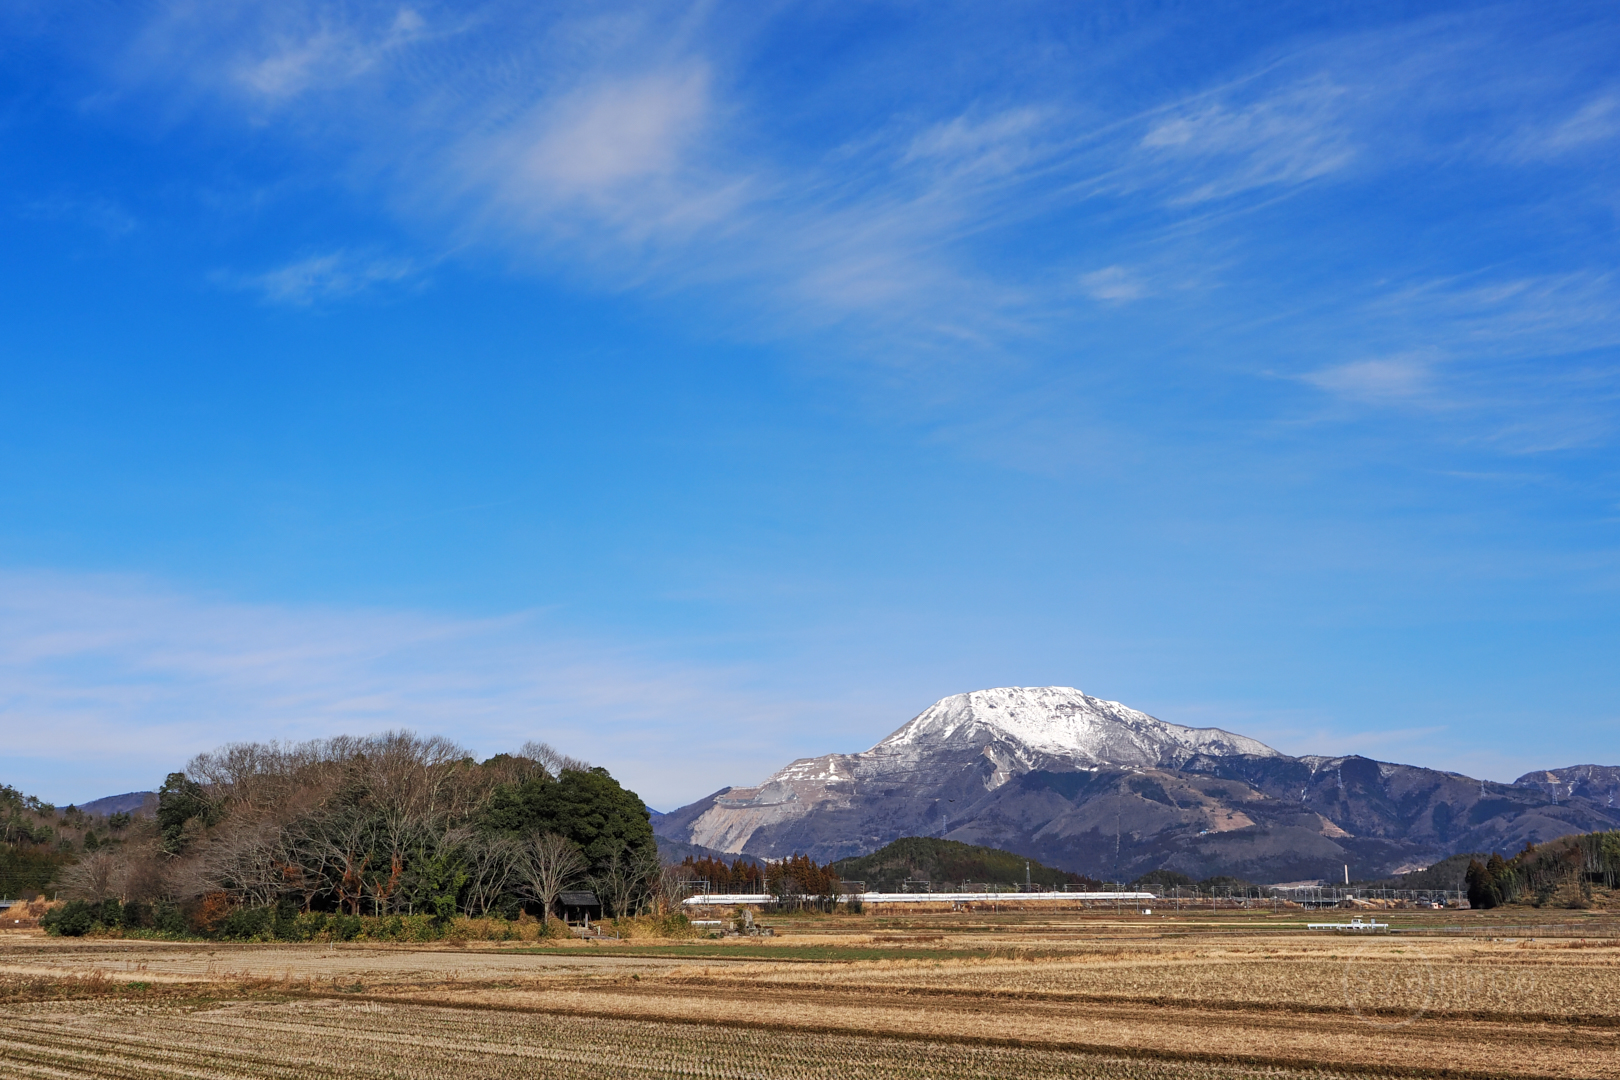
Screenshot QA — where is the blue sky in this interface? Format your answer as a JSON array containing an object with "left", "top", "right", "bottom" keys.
[{"left": 2, "top": 1, "right": 1617, "bottom": 809}]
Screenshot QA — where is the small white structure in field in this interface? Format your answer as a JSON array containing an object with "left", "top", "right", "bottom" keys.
[{"left": 1307, "top": 917, "right": 1388, "bottom": 933}]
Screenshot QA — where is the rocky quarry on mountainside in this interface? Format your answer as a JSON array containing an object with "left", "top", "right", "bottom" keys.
[{"left": 654, "top": 687, "right": 1620, "bottom": 883}]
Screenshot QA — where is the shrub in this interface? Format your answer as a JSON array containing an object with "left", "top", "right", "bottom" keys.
[
  {"left": 94, "top": 898, "right": 123, "bottom": 927},
  {"left": 190, "top": 891, "right": 233, "bottom": 935},
  {"left": 609, "top": 912, "right": 696, "bottom": 939},
  {"left": 42, "top": 899, "right": 97, "bottom": 937},
  {"left": 652, "top": 911, "right": 693, "bottom": 938},
  {"left": 153, "top": 901, "right": 187, "bottom": 935},
  {"left": 218, "top": 905, "right": 275, "bottom": 941}
]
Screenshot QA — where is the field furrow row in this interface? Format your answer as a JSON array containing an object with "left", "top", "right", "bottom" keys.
[{"left": 0, "top": 998, "right": 1414, "bottom": 1080}]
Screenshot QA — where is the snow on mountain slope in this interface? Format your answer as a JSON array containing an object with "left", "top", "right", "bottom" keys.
[
  {"left": 677, "top": 687, "right": 1276, "bottom": 854},
  {"left": 877, "top": 687, "right": 1278, "bottom": 766}
]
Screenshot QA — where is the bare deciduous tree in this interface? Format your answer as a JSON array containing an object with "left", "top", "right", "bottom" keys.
[
  {"left": 58, "top": 849, "right": 124, "bottom": 902},
  {"left": 62, "top": 728, "right": 611, "bottom": 921},
  {"left": 308, "top": 812, "right": 379, "bottom": 916},
  {"left": 591, "top": 847, "right": 654, "bottom": 919},
  {"left": 187, "top": 732, "right": 478, "bottom": 825},
  {"left": 188, "top": 816, "right": 290, "bottom": 908},
  {"left": 519, "top": 741, "right": 591, "bottom": 776},
  {"left": 459, "top": 832, "right": 520, "bottom": 916},
  {"left": 514, "top": 832, "right": 587, "bottom": 922},
  {"left": 651, "top": 861, "right": 693, "bottom": 917}
]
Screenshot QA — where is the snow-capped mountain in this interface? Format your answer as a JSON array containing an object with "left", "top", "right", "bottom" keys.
[
  {"left": 661, "top": 687, "right": 1280, "bottom": 862},
  {"left": 877, "top": 687, "right": 1278, "bottom": 770},
  {"left": 655, "top": 686, "right": 1620, "bottom": 881}
]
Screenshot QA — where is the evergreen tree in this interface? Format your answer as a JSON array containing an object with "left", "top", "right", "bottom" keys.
[{"left": 482, "top": 766, "right": 654, "bottom": 867}]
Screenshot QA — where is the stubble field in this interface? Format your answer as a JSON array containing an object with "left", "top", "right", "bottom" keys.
[{"left": 2, "top": 909, "right": 1616, "bottom": 1079}]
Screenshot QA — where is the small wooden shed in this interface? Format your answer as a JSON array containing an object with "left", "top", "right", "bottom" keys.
[{"left": 558, "top": 890, "right": 601, "bottom": 923}]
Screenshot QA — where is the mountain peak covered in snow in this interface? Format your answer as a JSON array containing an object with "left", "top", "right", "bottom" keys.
[
  {"left": 661, "top": 686, "right": 1282, "bottom": 858},
  {"left": 655, "top": 686, "right": 1620, "bottom": 877},
  {"left": 875, "top": 686, "right": 1279, "bottom": 768}
]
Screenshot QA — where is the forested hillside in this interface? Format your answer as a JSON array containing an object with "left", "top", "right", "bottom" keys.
[
  {"left": 833, "top": 837, "right": 1102, "bottom": 892},
  {"left": 1464, "top": 830, "right": 1620, "bottom": 909},
  {"left": 2, "top": 784, "right": 135, "bottom": 898}
]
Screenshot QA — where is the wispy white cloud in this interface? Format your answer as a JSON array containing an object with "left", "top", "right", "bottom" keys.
[
  {"left": 1294, "top": 270, "right": 1620, "bottom": 451},
  {"left": 902, "top": 108, "right": 1048, "bottom": 176},
  {"left": 122, "top": 3, "right": 436, "bottom": 108},
  {"left": 19, "top": 195, "right": 139, "bottom": 237},
  {"left": 1434, "top": 272, "right": 1620, "bottom": 350},
  {"left": 82, "top": 5, "right": 1274, "bottom": 338},
  {"left": 1078, "top": 265, "right": 1148, "bottom": 303},
  {"left": 513, "top": 68, "right": 710, "bottom": 192},
  {"left": 1140, "top": 77, "right": 1357, "bottom": 203},
  {"left": 1509, "top": 93, "right": 1620, "bottom": 159},
  {"left": 62, "top": 1, "right": 1620, "bottom": 444},
  {"left": 227, "top": 249, "right": 421, "bottom": 304},
  {"left": 453, "top": 64, "right": 750, "bottom": 248},
  {"left": 0, "top": 569, "right": 830, "bottom": 808},
  {"left": 230, "top": 7, "right": 427, "bottom": 101},
  {"left": 1302, "top": 355, "right": 1437, "bottom": 406}
]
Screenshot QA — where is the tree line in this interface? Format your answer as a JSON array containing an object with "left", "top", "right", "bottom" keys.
[
  {"left": 675, "top": 853, "right": 844, "bottom": 908},
  {"left": 47, "top": 732, "right": 685, "bottom": 932},
  {"left": 1465, "top": 830, "right": 1620, "bottom": 909}
]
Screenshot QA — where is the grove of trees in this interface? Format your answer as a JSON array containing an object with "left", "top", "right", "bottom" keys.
[
  {"left": 1, "top": 784, "right": 119, "bottom": 898},
  {"left": 674, "top": 852, "right": 843, "bottom": 910},
  {"left": 48, "top": 732, "right": 673, "bottom": 930},
  {"left": 1465, "top": 830, "right": 1620, "bottom": 908}
]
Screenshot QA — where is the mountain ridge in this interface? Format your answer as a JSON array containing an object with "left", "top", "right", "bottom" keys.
[
  {"left": 655, "top": 686, "right": 1620, "bottom": 882},
  {"left": 74, "top": 792, "right": 157, "bottom": 818}
]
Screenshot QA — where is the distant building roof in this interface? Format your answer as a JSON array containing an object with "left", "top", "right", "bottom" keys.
[{"left": 558, "top": 890, "right": 600, "bottom": 906}]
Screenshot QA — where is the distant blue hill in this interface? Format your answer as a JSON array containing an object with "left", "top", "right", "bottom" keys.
[{"left": 75, "top": 791, "right": 156, "bottom": 817}]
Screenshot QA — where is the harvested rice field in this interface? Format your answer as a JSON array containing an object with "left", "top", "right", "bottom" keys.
[
  {"left": 3, "top": 910, "right": 1616, "bottom": 1079},
  {"left": 3, "top": 998, "right": 1422, "bottom": 1080}
]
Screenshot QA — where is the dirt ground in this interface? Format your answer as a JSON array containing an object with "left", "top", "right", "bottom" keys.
[{"left": 3, "top": 909, "right": 1616, "bottom": 1079}]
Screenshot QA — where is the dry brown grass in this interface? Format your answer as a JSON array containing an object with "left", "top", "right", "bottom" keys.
[
  {"left": 663, "top": 935, "right": 1620, "bottom": 1021},
  {"left": 1, "top": 896, "right": 57, "bottom": 931},
  {"left": 0, "top": 996, "right": 1514, "bottom": 1080},
  {"left": 4, "top": 911, "right": 1617, "bottom": 1079}
]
